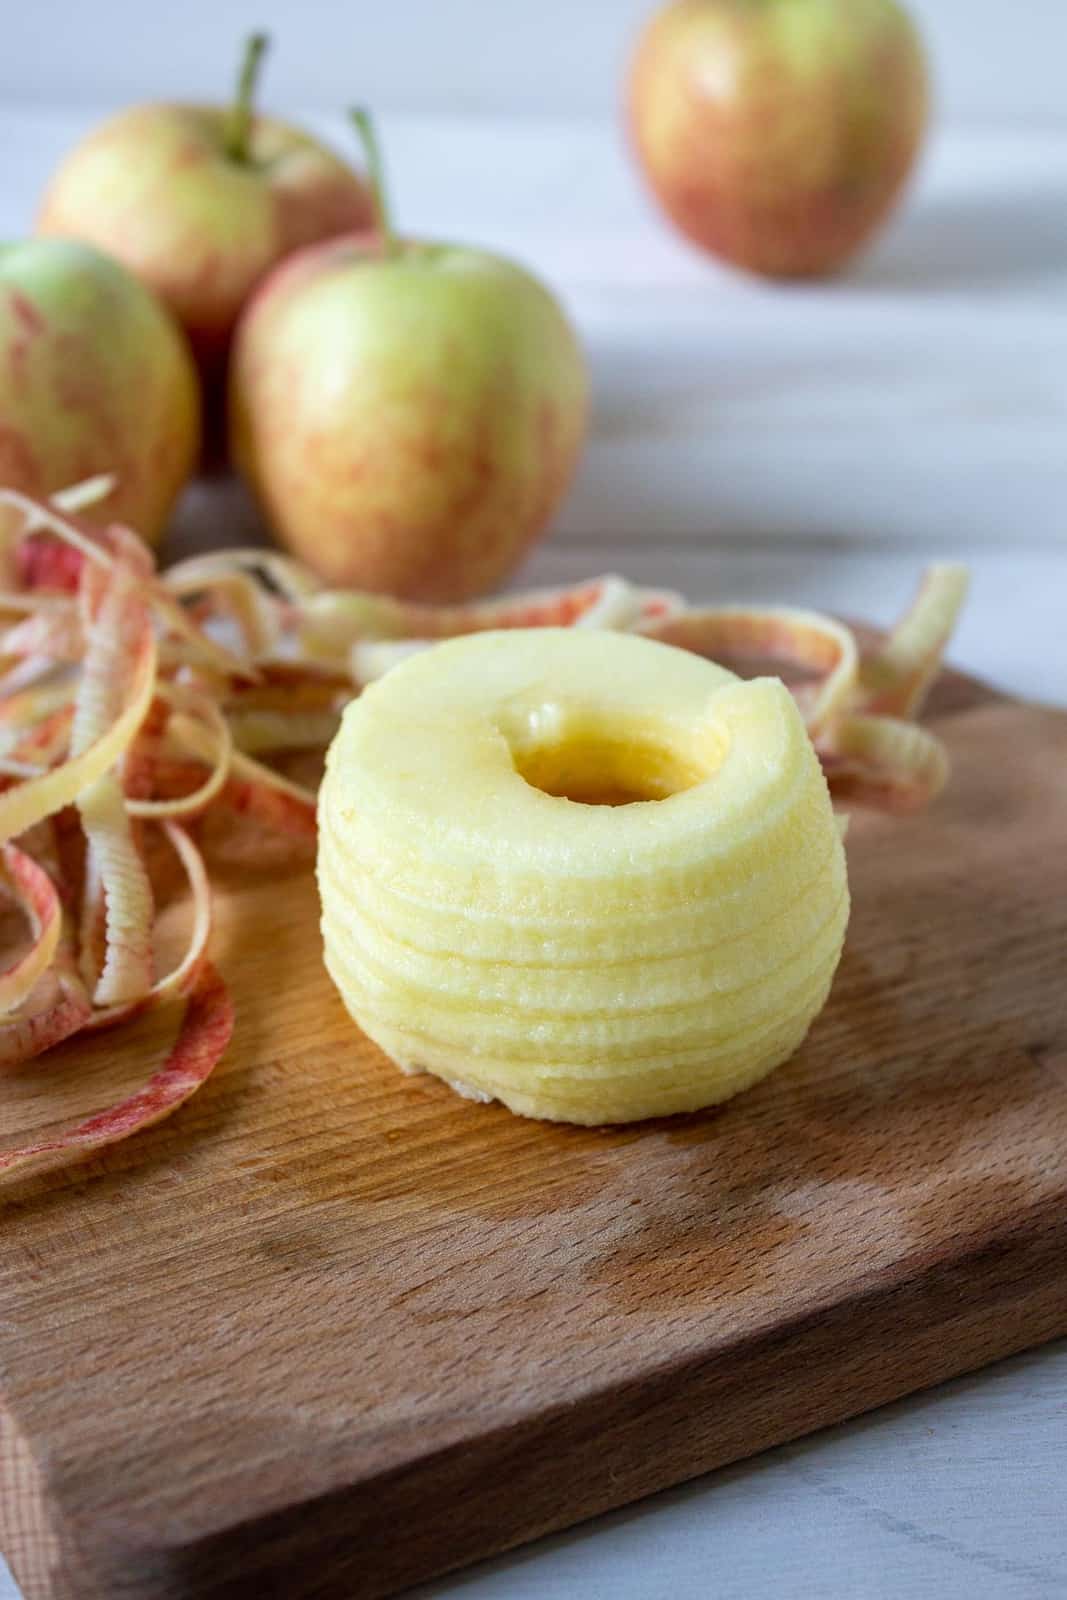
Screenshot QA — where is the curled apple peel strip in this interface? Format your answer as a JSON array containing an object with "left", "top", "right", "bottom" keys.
[
  {"left": 0, "top": 606, "right": 85, "bottom": 663},
  {"left": 0, "top": 652, "right": 71, "bottom": 704},
  {"left": 0, "top": 822, "right": 92, "bottom": 1070},
  {"left": 126, "top": 693, "right": 234, "bottom": 820},
  {"left": 637, "top": 605, "right": 859, "bottom": 739},
  {"left": 1, "top": 489, "right": 116, "bottom": 577},
  {"left": 859, "top": 564, "right": 970, "bottom": 718},
  {"left": 85, "top": 821, "right": 214, "bottom": 1029},
  {"left": 346, "top": 577, "right": 685, "bottom": 684},
  {"left": 225, "top": 707, "right": 342, "bottom": 756},
  {"left": 38, "top": 474, "right": 117, "bottom": 521},
  {"left": 637, "top": 578, "right": 970, "bottom": 808},
  {"left": 71, "top": 554, "right": 156, "bottom": 1004},
  {"left": 166, "top": 568, "right": 284, "bottom": 661},
  {"left": 0, "top": 620, "right": 156, "bottom": 847},
  {"left": 0, "top": 480, "right": 967, "bottom": 1176},
  {"left": 3, "top": 704, "right": 75, "bottom": 771},
  {"left": 816, "top": 714, "right": 951, "bottom": 815},
  {"left": 0, "top": 844, "right": 63, "bottom": 1016},
  {"left": 301, "top": 574, "right": 682, "bottom": 666},
  {"left": 229, "top": 748, "right": 318, "bottom": 811},
  {"left": 0, "top": 965, "right": 233, "bottom": 1180},
  {"left": 0, "top": 972, "right": 92, "bottom": 1071},
  {"left": 165, "top": 547, "right": 323, "bottom": 604}
]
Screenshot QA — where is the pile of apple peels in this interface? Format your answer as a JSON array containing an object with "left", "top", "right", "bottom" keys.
[{"left": 0, "top": 482, "right": 967, "bottom": 1178}]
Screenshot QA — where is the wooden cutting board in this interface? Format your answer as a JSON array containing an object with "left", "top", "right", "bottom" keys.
[{"left": 2, "top": 671, "right": 1066, "bottom": 1600}]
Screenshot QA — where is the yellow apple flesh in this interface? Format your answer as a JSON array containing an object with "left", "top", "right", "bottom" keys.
[{"left": 319, "top": 628, "right": 849, "bottom": 1122}]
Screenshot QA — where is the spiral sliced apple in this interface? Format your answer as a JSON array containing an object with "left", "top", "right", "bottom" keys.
[{"left": 318, "top": 628, "right": 849, "bottom": 1124}]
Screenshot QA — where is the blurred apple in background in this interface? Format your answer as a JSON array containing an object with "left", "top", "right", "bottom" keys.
[
  {"left": 37, "top": 36, "right": 374, "bottom": 377},
  {"left": 0, "top": 239, "right": 199, "bottom": 543},
  {"left": 230, "top": 113, "right": 588, "bottom": 602},
  {"left": 628, "top": 0, "right": 928, "bottom": 278}
]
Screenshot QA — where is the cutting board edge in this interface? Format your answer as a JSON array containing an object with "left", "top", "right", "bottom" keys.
[
  {"left": 23, "top": 1195, "right": 1067, "bottom": 1600},
  {"left": 0, "top": 1396, "right": 60, "bottom": 1600}
]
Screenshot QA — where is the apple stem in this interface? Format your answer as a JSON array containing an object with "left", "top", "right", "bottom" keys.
[
  {"left": 225, "top": 32, "right": 270, "bottom": 164},
  {"left": 349, "top": 108, "right": 399, "bottom": 260}
]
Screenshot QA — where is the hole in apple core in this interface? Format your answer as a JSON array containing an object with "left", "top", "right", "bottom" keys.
[{"left": 509, "top": 713, "right": 721, "bottom": 808}]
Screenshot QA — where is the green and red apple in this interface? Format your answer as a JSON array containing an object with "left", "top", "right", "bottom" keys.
[
  {"left": 628, "top": 0, "right": 929, "bottom": 277},
  {"left": 0, "top": 238, "right": 199, "bottom": 543},
  {"left": 230, "top": 115, "right": 588, "bottom": 602},
  {"left": 37, "top": 37, "right": 374, "bottom": 373}
]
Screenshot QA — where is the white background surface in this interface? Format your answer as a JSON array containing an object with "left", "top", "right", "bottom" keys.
[
  {"left": 2, "top": 0, "right": 1067, "bottom": 123},
  {"left": 3, "top": 1, "right": 1067, "bottom": 1594}
]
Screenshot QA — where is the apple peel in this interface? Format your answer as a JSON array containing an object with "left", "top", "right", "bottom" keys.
[
  {"left": 859, "top": 564, "right": 970, "bottom": 718},
  {"left": 638, "top": 605, "right": 858, "bottom": 737},
  {"left": 0, "top": 844, "right": 62, "bottom": 1016},
  {"left": 72, "top": 556, "right": 156, "bottom": 1004},
  {"left": 302, "top": 575, "right": 683, "bottom": 670},
  {"left": 817, "top": 714, "right": 950, "bottom": 815},
  {"left": 85, "top": 822, "right": 214, "bottom": 1029},
  {"left": 0, "top": 974, "right": 92, "bottom": 1071},
  {"left": 0, "top": 963, "right": 233, "bottom": 1180},
  {"left": 127, "top": 694, "right": 234, "bottom": 820},
  {"left": 0, "top": 623, "right": 155, "bottom": 846},
  {"left": 0, "top": 825, "right": 91, "bottom": 1069}
]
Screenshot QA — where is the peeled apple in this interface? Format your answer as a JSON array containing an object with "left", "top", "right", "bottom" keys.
[{"left": 318, "top": 627, "right": 849, "bottom": 1124}]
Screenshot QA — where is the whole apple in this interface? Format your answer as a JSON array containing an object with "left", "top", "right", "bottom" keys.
[
  {"left": 628, "top": 0, "right": 928, "bottom": 277},
  {"left": 37, "top": 37, "right": 374, "bottom": 373},
  {"left": 230, "top": 116, "right": 588, "bottom": 603},
  {"left": 0, "top": 238, "right": 200, "bottom": 543}
]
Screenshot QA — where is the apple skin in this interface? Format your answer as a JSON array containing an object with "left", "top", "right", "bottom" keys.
[
  {"left": 37, "top": 105, "right": 374, "bottom": 371},
  {"left": 229, "top": 235, "right": 589, "bottom": 602},
  {"left": 0, "top": 238, "right": 200, "bottom": 544},
  {"left": 628, "top": 0, "right": 928, "bottom": 278}
]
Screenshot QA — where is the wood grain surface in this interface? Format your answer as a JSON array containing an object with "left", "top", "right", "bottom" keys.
[{"left": 1, "top": 673, "right": 1066, "bottom": 1600}]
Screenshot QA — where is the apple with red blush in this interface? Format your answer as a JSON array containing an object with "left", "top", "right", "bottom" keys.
[
  {"left": 37, "top": 36, "right": 374, "bottom": 378},
  {"left": 0, "top": 238, "right": 199, "bottom": 548},
  {"left": 229, "top": 114, "right": 589, "bottom": 602},
  {"left": 628, "top": 0, "right": 929, "bottom": 278}
]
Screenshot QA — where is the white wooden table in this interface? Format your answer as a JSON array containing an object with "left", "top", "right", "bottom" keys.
[{"left": 2, "top": 109, "right": 1066, "bottom": 1600}]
